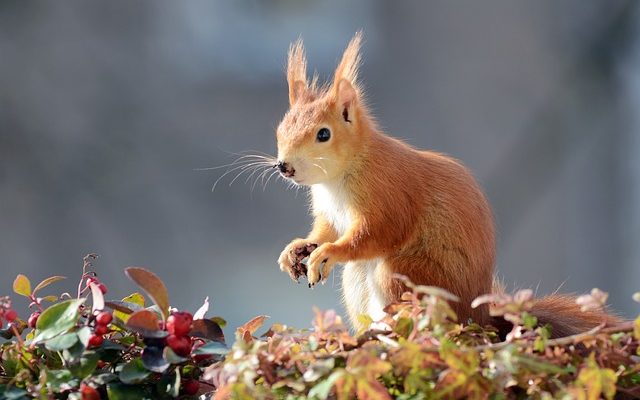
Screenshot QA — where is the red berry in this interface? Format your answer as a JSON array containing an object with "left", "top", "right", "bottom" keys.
[
  {"left": 94, "top": 324, "right": 109, "bottom": 335},
  {"left": 97, "top": 283, "right": 108, "bottom": 294},
  {"left": 5, "top": 309, "right": 17, "bottom": 322},
  {"left": 166, "top": 334, "right": 192, "bottom": 357},
  {"left": 95, "top": 311, "right": 113, "bottom": 325},
  {"left": 80, "top": 383, "right": 100, "bottom": 400},
  {"left": 28, "top": 312, "right": 40, "bottom": 328},
  {"left": 166, "top": 312, "right": 193, "bottom": 336},
  {"left": 88, "top": 334, "right": 104, "bottom": 347},
  {"left": 182, "top": 379, "right": 199, "bottom": 395},
  {"left": 97, "top": 360, "right": 106, "bottom": 369}
]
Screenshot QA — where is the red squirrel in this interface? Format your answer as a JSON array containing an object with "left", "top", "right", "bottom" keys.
[{"left": 275, "top": 33, "right": 620, "bottom": 337}]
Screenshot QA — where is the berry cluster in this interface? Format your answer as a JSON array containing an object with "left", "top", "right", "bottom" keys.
[
  {"left": 143, "top": 310, "right": 199, "bottom": 395},
  {"left": 165, "top": 311, "right": 193, "bottom": 356},
  {"left": 88, "top": 310, "right": 112, "bottom": 348},
  {"left": 0, "top": 301, "right": 18, "bottom": 330}
]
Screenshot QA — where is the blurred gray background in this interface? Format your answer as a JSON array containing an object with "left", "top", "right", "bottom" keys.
[{"left": 1, "top": 1, "right": 640, "bottom": 335}]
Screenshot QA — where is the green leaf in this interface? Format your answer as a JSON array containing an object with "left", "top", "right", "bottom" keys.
[
  {"left": 13, "top": 274, "right": 31, "bottom": 297},
  {"left": 119, "top": 358, "right": 151, "bottom": 384},
  {"left": 76, "top": 326, "right": 92, "bottom": 348},
  {"left": 45, "top": 369, "right": 77, "bottom": 392},
  {"left": 155, "top": 368, "right": 181, "bottom": 398},
  {"left": 192, "top": 341, "right": 229, "bottom": 356},
  {"left": 69, "top": 351, "right": 99, "bottom": 379},
  {"left": 394, "top": 317, "right": 414, "bottom": 338},
  {"left": 164, "top": 346, "right": 189, "bottom": 364},
  {"left": 33, "top": 276, "right": 65, "bottom": 295},
  {"left": 141, "top": 345, "right": 169, "bottom": 373},
  {"left": 107, "top": 383, "right": 152, "bottom": 400},
  {"left": 34, "top": 299, "right": 84, "bottom": 342},
  {"left": 124, "top": 267, "right": 170, "bottom": 320},
  {"left": 44, "top": 332, "right": 78, "bottom": 351}
]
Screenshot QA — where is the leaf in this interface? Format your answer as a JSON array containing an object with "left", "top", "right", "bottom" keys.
[
  {"left": 13, "top": 274, "right": 31, "bottom": 297},
  {"left": 107, "top": 383, "right": 151, "bottom": 400},
  {"left": 236, "top": 315, "right": 268, "bottom": 337},
  {"left": 33, "top": 276, "right": 65, "bottom": 295},
  {"left": 123, "top": 292, "right": 145, "bottom": 307},
  {"left": 192, "top": 341, "right": 229, "bottom": 356},
  {"left": 124, "top": 267, "right": 170, "bottom": 320},
  {"left": 194, "top": 296, "right": 209, "bottom": 320},
  {"left": 119, "top": 358, "right": 151, "bottom": 384},
  {"left": 191, "top": 319, "right": 225, "bottom": 343},
  {"left": 164, "top": 346, "right": 189, "bottom": 364},
  {"left": 89, "top": 282, "right": 105, "bottom": 313},
  {"left": 576, "top": 358, "right": 618, "bottom": 400},
  {"left": 156, "top": 368, "right": 180, "bottom": 398},
  {"left": 44, "top": 332, "right": 78, "bottom": 351},
  {"left": 394, "top": 317, "right": 414, "bottom": 338},
  {"left": 69, "top": 351, "right": 100, "bottom": 379},
  {"left": 34, "top": 299, "right": 85, "bottom": 342},
  {"left": 77, "top": 326, "right": 92, "bottom": 348},
  {"left": 141, "top": 345, "right": 169, "bottom": 373},
  {"left": 126, "top": 310, "right": 166, "bottom": 338},
  {"left": 40, "top": 295, "right": 58, "bottom": 303},
  {"left": 211, "top": 316, "right": 227, "bottom": 328}
]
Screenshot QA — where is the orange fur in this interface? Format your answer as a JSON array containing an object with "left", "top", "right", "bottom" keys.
[{"left": 275, "top": 33, "right": 622, "bottom": 337}]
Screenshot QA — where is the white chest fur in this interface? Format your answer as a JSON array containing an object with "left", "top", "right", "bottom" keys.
[{"left": 311, "top": 183, "right": 352, "bottom": 236}]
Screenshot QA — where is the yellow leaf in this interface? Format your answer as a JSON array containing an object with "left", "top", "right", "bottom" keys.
[{"left": 13, "top": 274, "right": 31, "bottom": 297}]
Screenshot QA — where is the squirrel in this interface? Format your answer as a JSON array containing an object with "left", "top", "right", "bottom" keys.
[{"left": 275, "top": 33, "right": 621, "bottom": 337}]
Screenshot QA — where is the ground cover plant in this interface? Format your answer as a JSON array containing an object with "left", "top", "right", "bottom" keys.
[{"left": 0, "top": 255, "right": 639, "bottom": 399}]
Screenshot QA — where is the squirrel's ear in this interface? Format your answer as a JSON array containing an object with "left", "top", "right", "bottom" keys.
[
  {"left": 287, "top": 38, "right": 309, "bottom": 106},
  {"left": 335, "top": 79, "right": 357, "bottom": 123},
  {"left": 331, "top": 32, "right": 362, "bottom": 122}
]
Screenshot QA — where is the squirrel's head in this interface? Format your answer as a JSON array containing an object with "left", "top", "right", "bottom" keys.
[{"left": 276, "top": 33, "right": 367, "bottom": 186}]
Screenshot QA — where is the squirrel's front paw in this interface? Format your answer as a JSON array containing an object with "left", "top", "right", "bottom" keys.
[
  {"left": 307, "top": 243, "right": 338, "bottom": 287},
  {"left": 278, "top": 239, "right": 317, "bottom": 282}
]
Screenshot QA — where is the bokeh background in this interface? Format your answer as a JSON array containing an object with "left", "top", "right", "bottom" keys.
[{"left": 2, "top": 1, "right": 640, "bottom": 336}]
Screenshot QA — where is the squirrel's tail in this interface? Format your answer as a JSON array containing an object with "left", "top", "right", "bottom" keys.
[
  {"left": 526, "top": 294, "right": 622, "bottom": 337},
  {"left": 490, "top": 281, "right": 622, "bottom": 338}
]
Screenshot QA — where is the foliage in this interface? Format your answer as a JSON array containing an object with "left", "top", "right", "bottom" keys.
[
  {"left": 0, "top": 255, "right": 227, "bottom": 399},
  {"left": 207, "top": 279, "right": 640, "bottom": 400},
  {"left": 1, "top": 255, "right": 639, "bottom": 399}
]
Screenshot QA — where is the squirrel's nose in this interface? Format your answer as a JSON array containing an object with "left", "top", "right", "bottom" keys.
[
  {"left": 276, "top": 161, "right": 295, "bottom": 177},
  {"left": 277, "top": 161, "right": 288, "bottom": 173}
]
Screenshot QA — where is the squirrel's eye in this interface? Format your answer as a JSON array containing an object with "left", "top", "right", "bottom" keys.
[{"left": 316, "top": 128, "right": 331, "bottom": 142}]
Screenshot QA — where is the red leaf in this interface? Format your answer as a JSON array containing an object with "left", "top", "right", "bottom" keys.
[{"left": 124, "top": 267, "right": 170, "bottom": 320}]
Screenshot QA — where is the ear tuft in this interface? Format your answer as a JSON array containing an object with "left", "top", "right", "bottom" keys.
[
  {"left": 287, "top": 38, "right": 308, "bottom": 105},
  {"left": 332, "top": 31, "right": 363, "bottom": 93}
]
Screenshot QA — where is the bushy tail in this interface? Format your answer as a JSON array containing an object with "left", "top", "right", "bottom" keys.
[
  {"left": 527, "top": 294, "right": 622, "bottom": 337},
  {"left": 490, "top": 280, "right": 623, "bottom": 338}
]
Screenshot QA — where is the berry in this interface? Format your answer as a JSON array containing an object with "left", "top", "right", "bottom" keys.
[
  {"left": 97, "top": 360, "right": 106, "bottom": 369},
  {"left": 28, "top": 312, "right": 40, "bottom": 328},
  {"left": 94, "top": 324, "right": 109, "bottom": 335},
  {"left": 166, "top": 334, "right": 192, "bottom": 357},
  {"left": 97, "top": 283, "right": 108, "bottom": 294},
  {"left": 166, "top": 312, "right": 193, "bottom": 336},
  {"left": 80, "top": 383, "right": 100, "bottom": 400},
  {"left": 95, "top": 311, "right": 113, "bottom": 325},
  {"left": 182, "top": 379, "right": 199, "bottom": 396},
  {"left": 88, "top": 334, "right": 104, "bottom": 348},
  {"left": 5, "top": 309, "right": 17, "bottom": 322}
]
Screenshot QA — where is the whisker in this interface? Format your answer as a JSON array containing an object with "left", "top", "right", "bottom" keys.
[
  {"left": 311, "top": 162, "right": 328, "bottom": 176},
  {"left": 228, "top": 164, "right": 268, "bottom": 187},
  {"left": 211, "top": 162, "right": 265, "bottom": 192},
  {"left": 262, "top": 169, "right": 279, "bottom": 191}
]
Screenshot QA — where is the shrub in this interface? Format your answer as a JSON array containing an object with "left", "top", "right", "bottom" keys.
[{"left": 0, "top": 255, "right": 639, "bottom": 399}]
